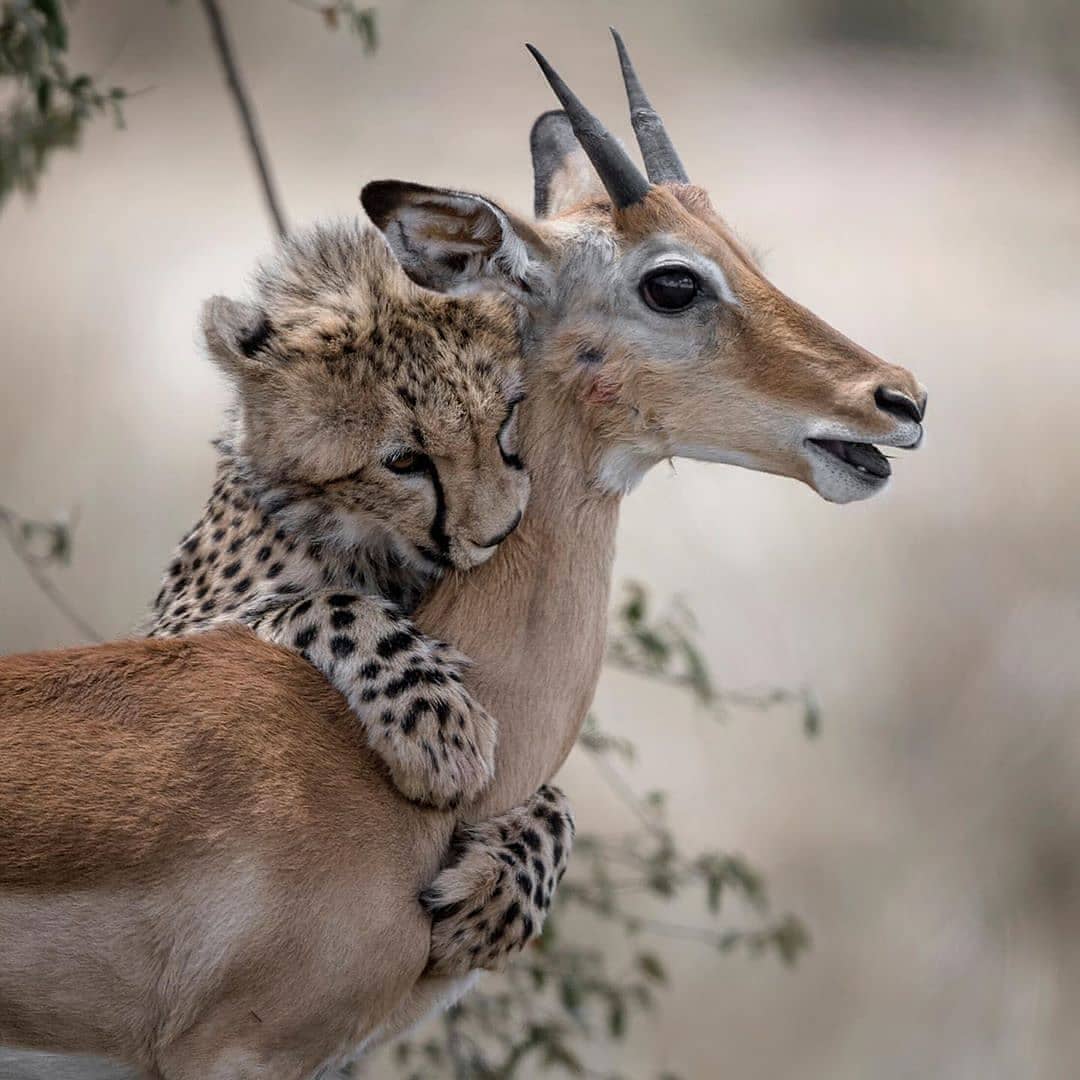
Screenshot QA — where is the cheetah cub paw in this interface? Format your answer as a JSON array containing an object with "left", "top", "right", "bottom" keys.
[
  {"left": 255, "top": 593, "right": 496, "bottom": 809},
  {"left": 421, "top": 785, "right": 575, "bottom": 976},
  {"left": 366, "top": 634, "right": 498, "bottom": 810}
]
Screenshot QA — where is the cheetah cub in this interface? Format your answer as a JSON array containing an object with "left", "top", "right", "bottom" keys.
[
  {"left": 147, "top": 223, "right": 529, "bottom": 810},
  {"left": 148, "top": 222, "right": 573, "bottom": 974}
]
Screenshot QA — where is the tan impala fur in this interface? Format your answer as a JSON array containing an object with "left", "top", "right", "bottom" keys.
[{"left": 0, "top": 35, "right": 927, "bottom": 1078}]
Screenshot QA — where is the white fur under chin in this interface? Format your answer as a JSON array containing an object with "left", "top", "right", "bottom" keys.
[{"left": 594, "top": 445, "right": 656, "bottom": 495}]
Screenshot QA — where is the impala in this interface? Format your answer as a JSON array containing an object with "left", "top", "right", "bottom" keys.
[{"left": 0, "top": 33, "right": 925, "bottom": 1079}]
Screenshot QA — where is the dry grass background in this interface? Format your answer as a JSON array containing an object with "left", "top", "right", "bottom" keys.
[{"left": 1, "top": 1, "right": 1078, "bottom": 1077}]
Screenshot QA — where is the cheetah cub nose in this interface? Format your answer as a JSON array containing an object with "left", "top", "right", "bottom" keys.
[{"left": 466, "top": 511, "right": 523, "bottom": 563}]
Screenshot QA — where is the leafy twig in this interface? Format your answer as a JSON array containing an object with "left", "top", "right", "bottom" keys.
[
  {"left": 0, "top": 0, "right": 129, "bottom": 210},
  {"left": 0, "top": 504, "right": 102, "bottom": 642},
  {"left": 289, "top": 0, "right": 378, "bottom": 51}
]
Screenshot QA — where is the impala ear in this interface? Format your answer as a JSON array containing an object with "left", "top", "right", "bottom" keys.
[
  {"left": 361, "top": 180, "right": 551, "bottom": 305},
  {"left": 530, "top": 110, "right": 606, "bottom": 218},
  {"left": 201, "top": 296, "right": 274, "bottom": 378}
]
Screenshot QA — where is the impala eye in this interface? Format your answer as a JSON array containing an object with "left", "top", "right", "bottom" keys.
[
  {"left": 385, "top": 450, "right": 429, "bottom": 475},
  {"left": 640, "top": 267, "right": 699, "bottom": 313}
]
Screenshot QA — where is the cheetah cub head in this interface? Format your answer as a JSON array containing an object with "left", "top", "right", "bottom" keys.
[{"left": 202, "top": 222, "right": 528, "bottom": 580}]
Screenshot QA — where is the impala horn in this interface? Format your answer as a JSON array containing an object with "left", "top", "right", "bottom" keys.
[
  {"left": 526, "top": 43, "right": 651, "bottom": 208},
  {"left": 610, "top": 28, "right": 689, "bottom": 185}
]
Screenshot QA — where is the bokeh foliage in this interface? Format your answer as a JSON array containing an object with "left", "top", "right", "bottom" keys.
[{"left": 0, "top": 0, "right": 127, "bottom": 209}]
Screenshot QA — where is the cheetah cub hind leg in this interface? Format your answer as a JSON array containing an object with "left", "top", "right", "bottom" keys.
[
  {"left": 422, "top": 785, "right": 575, "bottom": 976},
  {"left": 252, "top": 591, "right": 497, "bottom": 809}
]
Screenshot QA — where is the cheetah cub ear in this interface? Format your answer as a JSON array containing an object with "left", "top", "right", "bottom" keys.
[
  {"left": 361, "top": 180, "right": 553, "bottom": 306},
  {"left": 201, "top": 295, "right": 274, "bottom": 378}
]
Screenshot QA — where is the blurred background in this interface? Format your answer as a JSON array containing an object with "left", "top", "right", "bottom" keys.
[{"left": 2, "top": 1, "right": 1079, "bottom": 1077}]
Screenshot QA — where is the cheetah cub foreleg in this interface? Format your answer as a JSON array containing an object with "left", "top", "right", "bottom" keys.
[
  {"left": 244, "top": 592, "right": 496, "bottom": 808},
  {"left": 421, "top": 785, "right": 575, "bottom": 975}
]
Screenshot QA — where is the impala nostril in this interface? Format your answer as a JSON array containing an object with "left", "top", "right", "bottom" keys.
[
  {"left": 472, "top": 510, "right": 522, "bottom": 550},
  {"left": 874, "top": 385, "right": 923, "bottom": 424}
]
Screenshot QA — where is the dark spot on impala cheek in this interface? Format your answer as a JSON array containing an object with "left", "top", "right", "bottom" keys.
[{"left": 576, "top": 346, "right": 604, "bottom": 366}]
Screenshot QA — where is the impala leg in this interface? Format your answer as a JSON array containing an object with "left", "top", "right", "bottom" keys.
[{"left": 421, "top": 785, "right": 575, "bottom": 976}]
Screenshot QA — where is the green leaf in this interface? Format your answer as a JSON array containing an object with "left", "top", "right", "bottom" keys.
[
  {"left": 607, "top": 994, "right": 626, "bottom": 1039},
  {"left": 559, "top": 977, "right": 583, "bottom": 1013},
  {"left": 542, "top": 1040, "right": 585, "bottom": 1075},
  {"left": 621, "top": 581, "right": 647, "bottom": 627},
  {"left": 636, "top": 952, "right": 668, "bottom": 984}
]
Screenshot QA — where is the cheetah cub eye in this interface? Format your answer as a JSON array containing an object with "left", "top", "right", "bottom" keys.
[{"left": 384, "top": 451, "right": 428, "bottom": 475}]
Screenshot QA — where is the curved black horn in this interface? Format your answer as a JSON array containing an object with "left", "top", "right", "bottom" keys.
[
  {"left": 610, "top": 28, "right": 689, "bottom": 185},
  {"left": 526, "top": 43, "right": 651, "bottom": 209}
]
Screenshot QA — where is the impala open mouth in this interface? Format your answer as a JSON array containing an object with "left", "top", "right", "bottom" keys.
[{"left": 807, "top": 438, "right": 891, "bottom": 481}]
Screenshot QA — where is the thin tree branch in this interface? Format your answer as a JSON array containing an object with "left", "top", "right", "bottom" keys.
[
  {"left": 198, "top": 0, "right": 288, "bottom": 238},
  {"left": 0, "top": 506, "right": 103, "bottom": 643},
  {"left": 581, "top": 738, "right": 667, "bottom": 840}
]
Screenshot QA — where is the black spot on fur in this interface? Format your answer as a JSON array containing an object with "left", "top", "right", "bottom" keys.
[
  {"left": 330, "top": 609, "right": 356, "bottom": 629},
  {"left": 384, "top": 669, "right": 423, "bottom": 696},
  {"left": 401, "top": 700, "right": 428, "bottom": 735},
  {"left": 330, "top": 635, "right": 356, "bottom": 659},
  {"left": 294, "top": 625, "right": 318, "bottom": 650},
  {"left": 376, "top": 629, "right": 414, "bottom": 659},
  {"left": 434, "top": 700, "right": 452, "bottom": 728},
  {"left": 290, "top": 599, "right": 314, "bottom": 620}
]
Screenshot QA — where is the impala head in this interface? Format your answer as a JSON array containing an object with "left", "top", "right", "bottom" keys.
[{"left": 362, "top": 30, "right": 926, "bottom": 503}]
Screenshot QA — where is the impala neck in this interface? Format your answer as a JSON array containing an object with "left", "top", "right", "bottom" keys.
[{"left": 414, "top": 366, "right": 621, "bottom": 820}]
